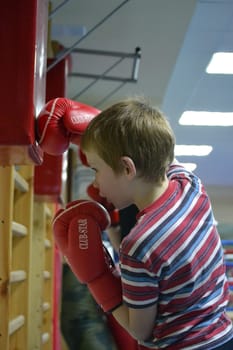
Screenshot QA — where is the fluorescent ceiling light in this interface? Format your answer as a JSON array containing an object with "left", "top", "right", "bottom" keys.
[
  {"left": 175, "top": 144, "right": 212, "bottom": 156},
  {"left": 206, "top": 52, "right": 233, "bottom": 74},
  {"left": 180, "top": 163, "right": 197, "bottom": 171},
  {"left": 179, "top": 111, "right": 233, "bottom": 126}
]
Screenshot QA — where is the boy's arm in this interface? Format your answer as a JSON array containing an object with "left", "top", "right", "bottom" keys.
[
  {"left": 112, "top": 303, "right": 157, "bottom": 341},
  {"left": 52, "top": 199, "right": 156, "bottom": 341}
]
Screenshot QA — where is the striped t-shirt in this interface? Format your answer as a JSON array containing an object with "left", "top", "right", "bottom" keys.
[{"left": 119, "top": 163, "right": 233, "bottom": 349}]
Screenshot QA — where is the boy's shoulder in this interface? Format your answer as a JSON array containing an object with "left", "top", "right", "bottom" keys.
[{"left": 167, "top": 161, "right": 198, "bottom": 182}]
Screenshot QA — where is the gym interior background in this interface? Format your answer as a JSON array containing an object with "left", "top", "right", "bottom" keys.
[{"left": 0, "top": 1, "right": 233, "bottom": 349}]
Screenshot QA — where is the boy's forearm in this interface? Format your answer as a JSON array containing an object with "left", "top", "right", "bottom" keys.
[
  {"left": 112, "top": 302, "right": 157, "bottom": 341},
  {"left": 112, "top": 303, "right": 134, "bottom": 337}
]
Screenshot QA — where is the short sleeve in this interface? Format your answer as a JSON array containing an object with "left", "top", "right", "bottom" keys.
[{"left": 120, "top": 252, "right": 159, "bottom": 309}]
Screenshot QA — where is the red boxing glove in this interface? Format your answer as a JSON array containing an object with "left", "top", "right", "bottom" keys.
[
  {"left": 87, "top": 184, "right": 120, "bottom": 227},
  {"left": 36, "top": 98, "right": 100, "bottom": 155},
  {"left": 52, "top": 199, "right": 122, "bottom": 312}
]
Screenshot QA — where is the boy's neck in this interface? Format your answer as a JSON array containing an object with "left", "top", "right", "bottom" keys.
[{"left": 135, "top": 177, "right": 169, "bottom": 211}]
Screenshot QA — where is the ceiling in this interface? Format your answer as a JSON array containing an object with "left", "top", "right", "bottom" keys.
[{"left": 50, "top": 0, "right": 233, "bottom": 223}]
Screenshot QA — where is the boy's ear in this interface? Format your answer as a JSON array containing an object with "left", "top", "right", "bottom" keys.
[{"left": 120, "top": 156, "right": 136, "bottom": 179}]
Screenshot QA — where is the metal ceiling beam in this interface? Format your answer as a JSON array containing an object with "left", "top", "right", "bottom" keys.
[
  {"left": 71, "top": 47, "right": 141, "bottom": 101},
  {"left": 70, "top": 47, "right": 141, "bottom": 81},
  {"left": 47, "top": 0, "right": 131, "bottom": 72},
  {"left": 49, "top": 0, "right": 71, "bottom": 19}
]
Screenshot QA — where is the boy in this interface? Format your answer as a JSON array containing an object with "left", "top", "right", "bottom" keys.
[{"left": 55, "top": 98, "right": 233, "bottom": 349}]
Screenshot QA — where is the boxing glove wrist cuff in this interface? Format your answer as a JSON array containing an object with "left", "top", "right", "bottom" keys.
[{"left": 88, "top": 272, "right": 122, "bottom": 313}]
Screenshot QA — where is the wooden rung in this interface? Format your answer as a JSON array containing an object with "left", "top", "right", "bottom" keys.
[
  {"left": 12, "top": 221, "right": 27, "bottom": 237},
  {"left": 41, "top": 332, "right": 50, "bottom": 344},
  {"left": 10, "top": 270, "right": 27, "bottom": 283},
  {"left": 14, "top": 169, "right": 29, "bottom": 192},
  {"left": 45, "top": 205, "right": 52, "bottom": 218},
  {"left": 9, "top": 315, "right": 25, "bottom": 335},
  {"left": 43, "top": 271, "right": 51, "bottom": 279},
  {"left": 44, "top": 238, "right": 51, "bottom": 248},
  {"left": 42, "top": 302, "right": 50, "bottom": 311}
]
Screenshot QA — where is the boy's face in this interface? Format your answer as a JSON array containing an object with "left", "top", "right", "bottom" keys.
[{"left": 84, "top": 150, "right": 133, "bottom": 210}]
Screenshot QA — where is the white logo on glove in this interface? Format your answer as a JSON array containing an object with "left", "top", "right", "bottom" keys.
[
  {"left": 78, "top": 219, "right": 88, "bottom": 249},
  {"left": 70, "top": 111, "right": 92, "bottom": 125}
]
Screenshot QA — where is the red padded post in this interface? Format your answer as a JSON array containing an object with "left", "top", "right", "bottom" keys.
[
  {"left": 34, "top": 152, "right": 64, "bottom": 202},
  {"left": 0, "top": 1, "right": 48, "bottom": 165},
  {"left": 45, "top": 58, "right": 68, "bottom": 102}
]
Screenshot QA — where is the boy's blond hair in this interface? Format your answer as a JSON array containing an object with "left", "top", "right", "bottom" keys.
[{"left": 81, "top": 97, "right": 175, "bottom": 184}]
